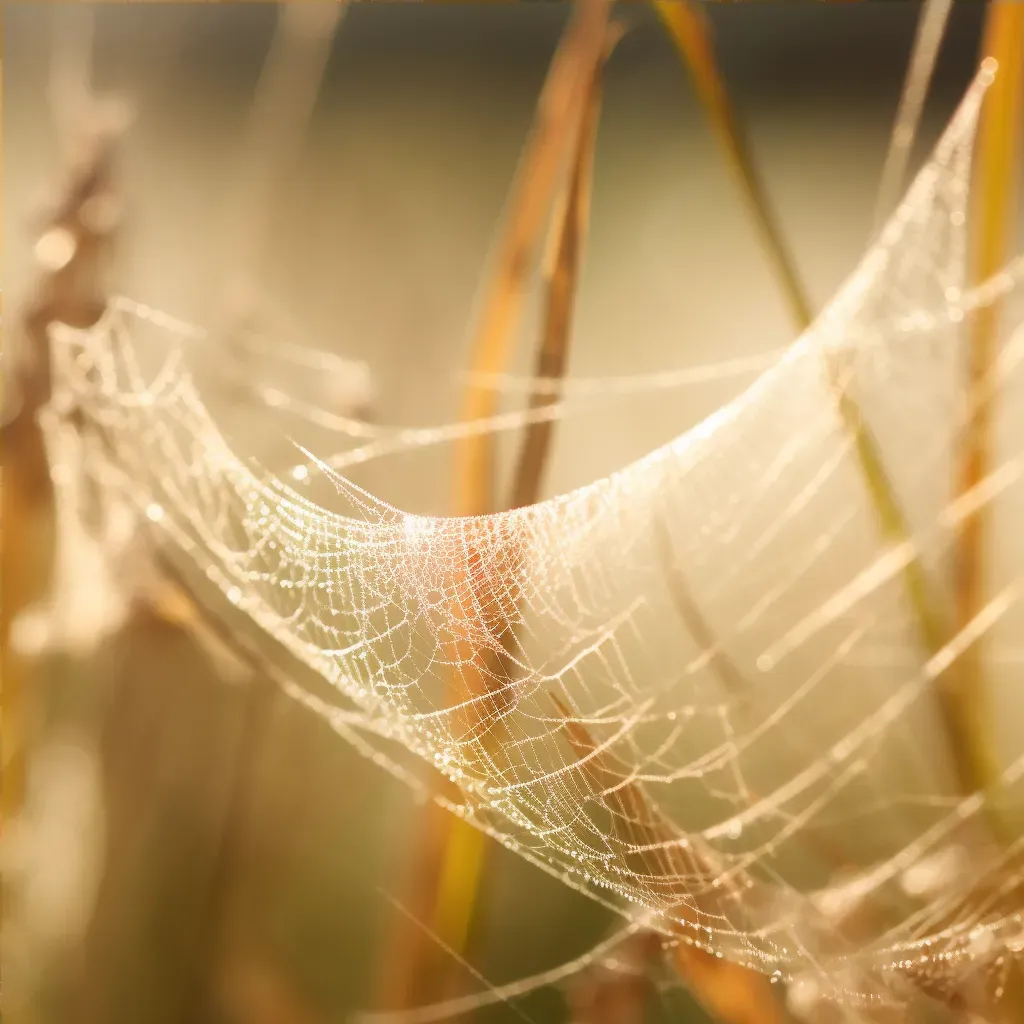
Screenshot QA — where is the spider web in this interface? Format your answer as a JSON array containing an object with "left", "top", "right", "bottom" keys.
[{"left": 43, "top": 64, "right": 1024, "bottom": 1016}]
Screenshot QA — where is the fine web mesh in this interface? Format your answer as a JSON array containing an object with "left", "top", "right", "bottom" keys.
[{"left": 45, "top": 66, "right": 1024, "bottom": 1013}]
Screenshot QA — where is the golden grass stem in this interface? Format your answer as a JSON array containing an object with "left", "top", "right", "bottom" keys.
[
  {"left": 215, "top": 3, "right": 344, "bottom": 328},
  {"left": 652, "top": 5, "right": 1019, "bottom": 1014},
  {"left": 452, "top": 0, "right": 612, "bottom": 517},
  {"left": 653, "top": 0, "right": 813, "bottom": 333},
  {"left": 427, "top": 27, "right": 619, "bottom": 989},
  {"left": 508, "top": 26, "right": 616, "bottom": 510},
  {"left": 947, "top": 3, "right": 1024, "bottom": 807},
  {"left": 549, "top": 695, "right": 786, "bottom": 1024},
  {"left": 1, "top": 119, "right": 121, "bottom": 825},
  {"left": 656, "top": 0, "right": 1008, "bottom": 823},
  {"left": 648, "top": 10, "right": 817, "bottom": 1018},
  {"left": 375, "top": 5, "right": 613, "bottom": 1010},
  {"left": 874, "top": 0, "right": 954, "bottom": 228}
]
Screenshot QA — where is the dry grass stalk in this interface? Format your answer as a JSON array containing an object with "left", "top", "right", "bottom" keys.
[
  {"left": 946, "top": 2, "right": 1024, "bottom": 806},
  {"left": 662, "top": 3, "right": 1021, "bottom": 1016},
  {"left": 391, "top": 6, "right": 806, "bottom": 1017},
  {"left": 649, "top": 5, "right": 1011, "bottom": 1017},
  {"left": 508, "top": 19, "right": 613, "bottom": 510},
  {"left": 653, "top": 0, "right": 813, "bottom": 332},
  {"left": 433, "top": 20, "right": 622, "bottom": 997},
  {"left": 652, "top": 0, "right": 938, "bottom": 660},
  {"left": 0, "top": 105, "right": 130, "bottom": 1024},
  {"left": 550, "top": 696, "right": 786, "bottom": 1024},
  {"left": 216, "top": 2, "right": 345, "bottom": 326},
  {"left": 557, "top": 622, "right": 794, "bottom": 1024},
  {"left": 873, "top": 0, "right": 954, "bottom": 228},
  {"left": 655, "top": 0, "right": 1006, "bottom": 827},
  {"left": 568, "top": 930, "right": 661, "bottom": 1024},
  {"left": 1, "top": 115, "right": 122, "bottom": 826},
  {"left": 643, "top": 9, "right": 808, "bottom": 1019},
  {"left": 816, "top": 9, "right": 1022, "bottom": 861},
  {"left": 452, "top": 0, "right": 612, "bottom": 518},
  {"left": 375, "top": 5, "right": 614, "bottom": 1009},
  {"left": 2, "top": 95, "right": 263, "bottom": 1022}
]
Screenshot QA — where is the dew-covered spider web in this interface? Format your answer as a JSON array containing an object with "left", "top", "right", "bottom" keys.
[{"left": 43, "top": 63, "right": 1024, "bottom": 1017}]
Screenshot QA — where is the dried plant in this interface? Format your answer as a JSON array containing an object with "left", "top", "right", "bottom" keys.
[
  {"left": 949, "top": 1, "right": 1024, "bottom": 810},
  {"left": 873, "top": 0, "right": 955, "bottom": 229},
  {"left": 376, "top": 2, "right": 616, "bottom": 1008},
  {"left": 1, "top": 98, "right": 123, "bottom": 1024}
]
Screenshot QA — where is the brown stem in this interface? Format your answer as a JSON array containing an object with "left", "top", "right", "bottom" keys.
[
  {"left": 374, "top": 4, "right": 615, "bottom": 1012},
  {"left": 873, "top": 0, "right": 954, "bottom": 228},
  {"left": 948, "top": 3, "right": 1024, "bottom": 810},
  {"left": 2, "top": 110, "right": 122, "bottom": 825},
  {"left": 452, "top": 0, "right": 612, "bottom": 518},
  {"left": 508, "top": 23, "right": 618, "bottom": 511},
  {"left": 654, "top": 0, "right": 813, "bottom": 333}
]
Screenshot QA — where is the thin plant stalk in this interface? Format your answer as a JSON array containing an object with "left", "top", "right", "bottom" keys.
[
  {"left": 1, "top": 112, "right": 121, "bottom": 824},
  {"left": 508, "top": 28, "right": 609, "bottom": 510},
  {"left": 456, "top": 9, "right": 792, "bottom": 1016},
  {"left": 657, "top": 0, "right": 1009, "bottom": 818},
  {"left": 873, "top": 0, "right": 954, "bottom": 229},
  {"left": 948, "top": 4, "right": 1024, "bottom": 809},
  {"left": 652, "top": 5, "right": 1019, "bottom": 1015},
  {"left": 647, "top": 10, "right": 814, "bottom": 1019},
  {"left": 653, "top": 0, "right": 814, "bottom": 332},
  {"left": 431, "top": 24, "right": 618, "bottom": 993},
  {"left": 178, "top": 11, "right": 344, "bottom": 1019},
  {"left": 374, "top": 9, "right": 615, "bottom": 1009},
  {"left": 549, "top": 696, "right": 786, "bottom": 1024},
  {"left": 1, "top": 105, "right": 123, "bottom": 1024},
  {"left": 214, "top": 2, "right": 345, "bottom": 330},
  {"left": 452, "top": 0, "right": 612, "bottom": 517}
]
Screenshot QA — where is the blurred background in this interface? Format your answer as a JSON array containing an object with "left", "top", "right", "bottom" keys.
[{"left": 1, "top": 4, "right": 1005, "bottom": 1024}]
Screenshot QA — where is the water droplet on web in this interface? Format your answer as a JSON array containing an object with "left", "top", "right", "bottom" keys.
[
  {"left": 35, "top": 227, "right": 77, "bottom": 271},
  {"left": 968, "top": 927, "right": 996, "bottom": 960},
  {"left": 901, "top": 845, "right": 963, "bottom": 898},
  {"left": 787, "top": 975, "right": 821, "bottom": 1019}
]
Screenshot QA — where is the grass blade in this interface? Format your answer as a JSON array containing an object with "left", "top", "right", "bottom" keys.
[
  {"left": 214, "top": 3, "right": 345, "bottom": 329},
  {"left": 550, "top": 695, "right": 786, "bottom": 1024},
  {"left": 1, "top": 116, "right": 122, "bottom": 823},
  {"left": 656, "top": 0, "right": 1009, "bottom": 817},
  {"left": 651, "top": 4, "right": 1020, "bottom": 1013},
  {"left": 508, "top": 25, "right": 619, "bottom": 510},
  {"left": 374, "top": 4, "right": 613, "bottom": 1010},
  {"left": 430, "top": 28, "right": 621, "bottom": 981},
  {"left": 453, "top": 0, "right": 612, "bottom": 517},
  {"left": 435, "top": 22, "right": 619, "bottom": 1004},
  {"left": 654, "top": 0, "right": 813, "bottom": 332},
  {"left": 947, "top": 4, "right": 1024, "bottom": 805},
  {"left": 874, "top": 0, "right": 954, "bottom": 228}
]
